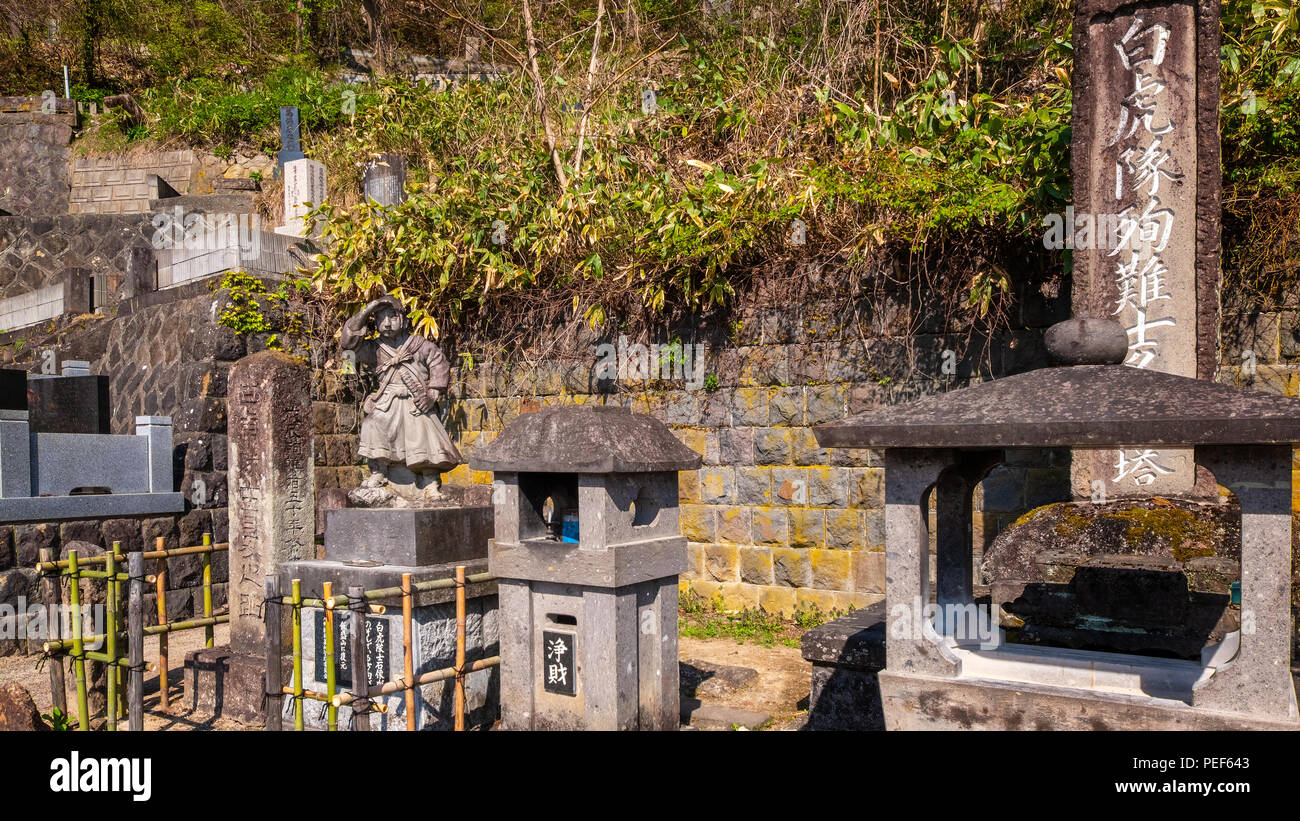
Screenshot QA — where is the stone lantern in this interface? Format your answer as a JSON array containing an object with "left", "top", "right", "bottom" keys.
[
  {"left": 812, "top": 318, "right": 1300, "bottom": 730},
  {"left": 470, "top": 405, "right": 701, "bottom": 730}
]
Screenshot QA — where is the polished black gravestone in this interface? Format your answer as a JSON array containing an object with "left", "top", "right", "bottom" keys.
[
  {"left": 0, "top": 368, "right": 110, "bottom": 432},
  {"left": 26, "top": 374, "right": 110, "bottom": 433}
]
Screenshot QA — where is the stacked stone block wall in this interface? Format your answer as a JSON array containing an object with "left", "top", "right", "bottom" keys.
[
  {"left": 68, "top": 150, "right": 199, "bottom": 215},
  {"left": 0, "top": 97, "right": 74, "bottom": 216}
]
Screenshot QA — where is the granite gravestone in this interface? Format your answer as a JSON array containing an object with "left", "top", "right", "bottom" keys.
[
  {"left": 280, "top": 496, "right": 497, "bottom": 731},
  {"left": 276, "top": 106, "right": 307, "bottom": 177},
  {"left": 362, "top": 153, "right": 407, "bottom": 207},
  {"left": 227, "top": 351, "right": 315, "bottom": 654},
  {"left": 1070, "top": 0, "right": 1221, "bottom": 498},
  {"left": 276, "top": 158, "right": 327, "bottom": 238}
]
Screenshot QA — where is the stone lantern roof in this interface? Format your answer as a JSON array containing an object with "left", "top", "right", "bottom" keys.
[
  {"left": 814, "top": 317, "right": 1300, "bottom": 450},
  {"left": 471, "top": 404, "right": 702, "bottom": 473},
  {"left": 814, "top": 365, "right": 1300, "bottom": 449}
]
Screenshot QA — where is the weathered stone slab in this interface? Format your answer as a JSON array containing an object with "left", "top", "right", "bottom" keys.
[
  {"left": 680, "top": 659, "right": 758, "bottom": 698},
  {"left": 877, "top": 670, "right": 1296, "bottom": 731},
  {"left": 324, "top": 506, "right": 492, "bottom": 567},
  {"left": 1070, "top": 0, "right": 1222, "bottom": 496},
  {"left": 362, "top": 153, "right": 406, "bottom": 206},
  {"left": 679, "top": 700, "right": 770, "bottom": 730},
  {"left": 227, "top": 351, "right": 314, "bottom": 655}
]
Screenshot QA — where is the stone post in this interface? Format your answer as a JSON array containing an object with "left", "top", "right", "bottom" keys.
[
  {"left": 362, "top": 153, "right": 407, "bottom": 207},
  {"left": 1070, "top": 0, "right": 1221, "bottom": 498},
  {"left": 134, "top": 416, "right": 173, "bottom": 494},
  {"left": 276, "top": 158, "right": 327, "bottom": 238},
  {"left": 227, "top": 351, "right": 314, "bottom": 655}
]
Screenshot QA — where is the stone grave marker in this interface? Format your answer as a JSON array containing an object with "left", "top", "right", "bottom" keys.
[
  {"left": 1069, "top": 0, "right": 1221, "bottom": 498},
  {"left": 227, "top": 350, "right": 314, "bottom": 655},
  {"left": 362, "top": 153, "right": 407, "bottom": 207},
  {"left": 276, "top": 106, "right": 306, "bottom": 177},
  {"left": 276, "top": 158, "right": 326, "bottom": 238}
]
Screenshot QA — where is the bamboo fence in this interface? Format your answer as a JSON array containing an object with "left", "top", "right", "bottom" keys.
[
  {"left": 266, "top": 566, "right": 499, "bottom": 732},
  {"left": 37, "top": 534, "right": 229, "bottom": 730}
]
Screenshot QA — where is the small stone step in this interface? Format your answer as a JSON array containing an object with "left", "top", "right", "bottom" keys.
[
  {"left": 680, "top": 698, "right": 770, "bottom": 730},
  {"left": 681, "top": 658, "right": 759, "bottom": 698}
]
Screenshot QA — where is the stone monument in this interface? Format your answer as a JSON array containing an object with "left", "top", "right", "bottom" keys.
[
  {"left": 471, "top": 405, "right": 699, "bottom": 730},
  {"left": 362, "top": 153, "right": 407, "bottom": 207},
  {"left": 811, "top": 317, "right": 1300, "bottom": 730},
  {"left": 277, "top": 495, "right": 498, "bottom": 730},
  {"left": 340, "top": 296, "right": 462, "bottom": 505},
  {"left": 276, "top": 157, "right": 326, "bottom": 238},
  {"left": 275, "top": 106, "right": 306, "bottom": 177},
  {"left": 184, "top": 350, "right": 313, "bottom": 722},
  {"left": 1070, "top": 0, "right": 1221, "bottom": 497}
]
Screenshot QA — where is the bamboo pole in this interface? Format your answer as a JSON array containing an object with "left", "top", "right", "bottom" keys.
[
  {"left": 454, "top": 565, "right": 466, "bottom": 732},
  {"left": 128, "top": 551, "right": 144, "bottom": 731},
  {"left": 154, "top": 537, "right": 168, "bottom": 713},
  {"left": 402, "top": 573, "right": 414, "bottom": 731},
  {"left": 34, "top": 542, "right": 230, "bottom": 571},
  {"left": 348, "top": 585, "right": 372, "bottom": 731},
  {"left": 332, "top": 657, "right": 500, "bottom": 705},
  {"left": 144, "top": 615, "right": 228, "bottom": 635},
  {"left": 105, "top": 550, "right": 117, "bottom": 731},
  {"left": 291, "top": 578, "right": 303, "bottom": 732},
  {"left": 112, "top": 542, "right": 126, "bottom": 721},
  {"left": 37, "top": 548, "right": 67, "bottom": 717},
  {"left": 324, "top": 581, "right": 337, "bottom": 732},
  {"left": 303, "top": 571, "right": 495, "bottom": 611},
  {"left": 264, "top": 575, "right": 283, "bottom": 731},
  {"left": 67, "top": 550, "right": 89, "bottom": 731},
  {"left": 201, "top": 533, "right": 214, "bottom": 648}
]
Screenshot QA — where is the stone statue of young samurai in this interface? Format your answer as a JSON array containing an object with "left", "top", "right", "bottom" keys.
[{"left": 341, "top": 296, "right": 463, "bottom": 504}]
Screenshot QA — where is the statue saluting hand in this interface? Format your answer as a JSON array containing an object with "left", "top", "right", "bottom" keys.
[{"left": 341, "top": 296, "right": 462, "bottom": 504}]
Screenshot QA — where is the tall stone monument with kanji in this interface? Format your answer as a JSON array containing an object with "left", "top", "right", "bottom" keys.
[
  {"left": 1070, "top": 0, "right": 1221, "bottom": 498},
  {"left": 184, "top": 350, "right": 314, "bottom": 722}
]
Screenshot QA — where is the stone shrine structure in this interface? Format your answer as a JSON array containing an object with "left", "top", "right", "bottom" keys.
[
  {"left": 810, "top": 318, "right": 1300, "bottom": 730},
  {"left": 471, "top": 405, "right": 698, "bottom": 730}
]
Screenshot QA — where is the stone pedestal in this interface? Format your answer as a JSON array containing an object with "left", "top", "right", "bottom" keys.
[
  {"left": 279, "top": 503, "right": 498, "bottom": 731},
  {"left": 183, "top": 647, "right": 289, "bottom": 724}
]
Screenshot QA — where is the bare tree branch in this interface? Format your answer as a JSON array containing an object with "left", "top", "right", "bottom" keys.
[
  {"left": 570, "top": 0, "right": 605, "bottom": 180},
  {"left": 521, "top": 0, "right": 569, "bottom": 190}
]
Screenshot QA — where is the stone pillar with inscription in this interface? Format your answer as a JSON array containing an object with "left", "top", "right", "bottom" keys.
[
  {"left": 275, "top": 157, "right": 327, "bottom": 238},
  {"left": 1070, "top": 0, "right": 1221, "bottom": 499},
  {"left": 183, "top": 350, "right": 314, "bottom": 723}
]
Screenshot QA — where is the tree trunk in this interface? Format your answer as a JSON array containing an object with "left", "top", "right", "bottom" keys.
[{"left": 361, "top": 0, "right": 389, "bottom": 74}]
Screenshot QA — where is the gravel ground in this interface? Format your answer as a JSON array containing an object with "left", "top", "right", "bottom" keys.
[{"left": 2, "top": 622, "right": 812, "bottom": 731}]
